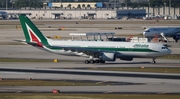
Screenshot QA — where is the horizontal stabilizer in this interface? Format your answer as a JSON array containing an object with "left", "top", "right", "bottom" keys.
[
  {"left": 14, "top": 40, "right": 27, "bottom": 44},
  {"left": 14, "top": 39, "right": 40, "bottom": 46}
]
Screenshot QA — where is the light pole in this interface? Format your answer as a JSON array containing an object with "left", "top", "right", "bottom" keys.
[
  {"left": 113, "top": 0, "right": 116, "bottom": 9},
  {"left": 12, "top": 2, "right": 14, "bottom": 8},
  {"left": 6, "top": 0, "right": 7, "bottom": 11},
  {"left": 164, "top": 3, "right": 166, "bottom": 15},
  {"left": 169, "top": 0, "right": 171, "bottom": 15},
  {"left": 60, "top": 0, "right": 62, "bottom": 10},
  {"left": 155, "top": 6, "right": 158, "bottom": 16},
  {"left": 126, "top": 0, "right": 128, "bottom": 9},
  {"left": 148, "top": 2, "right": 150, "bottom": 19}
]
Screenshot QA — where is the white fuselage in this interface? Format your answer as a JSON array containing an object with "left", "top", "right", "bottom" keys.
[
  {"left": 143, "top": 27, "right": 180, "bottom": 38},
  {"left": 40, "top": 40, "right": 171, "bottom": 58},
  {"left": 19, "top": 15, "right": 172, "bottom": 63}
]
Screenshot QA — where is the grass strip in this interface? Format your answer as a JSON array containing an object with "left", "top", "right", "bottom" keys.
[
  {"left": 0, "top": 42, "right": 25, "bottom": 45},
  {"left": 0, "top": 58, "right": 53, "bottom": 62},
  {"left": 0, "top": 80, "right": 106, "bottom": 86},
  {"left": 0, "top": 54, "right": 179, "bottom": 62},
  {"left": 159, "top": 54, "right": 180, "bottom": 60},
  {"left": 0, "top": 93, "right": 179, "bottom": 99},
  {"left": 89, "top": 67, "right": 180, "bottom": 74},
  {"left": 0, "top": 58, "right": 81, "bottom": 62}
]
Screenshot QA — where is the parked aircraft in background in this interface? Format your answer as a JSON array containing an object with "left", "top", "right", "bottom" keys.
[
  {"left": 143, "top": 27, "right": 180, "bottom": 43},
  {"left": 0, "top": 11, "right": 8, "bottom": 19},
  {"left": 18, "top": 15, "right": 171, "bottom": 64}
]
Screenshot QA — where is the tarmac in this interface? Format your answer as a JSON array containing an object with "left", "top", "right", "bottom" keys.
[
  {"left": 0, "top": 61, "right": 180, "bottom": 93},
  {"left": 0, "top": 19, "right": 180, "bottom": 94}
]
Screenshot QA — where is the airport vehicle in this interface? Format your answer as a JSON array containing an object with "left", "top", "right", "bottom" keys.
[
  {"left": 0, "top": 11, "right": 8, "bottom": 19},
  {"left": 143, "top": 27, "right": 180, "bottom": 42},
  {"left": 18, "top": 15, "right": 171, "bottom": 64}
]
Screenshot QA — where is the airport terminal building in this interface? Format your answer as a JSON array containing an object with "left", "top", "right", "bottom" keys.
[
  {"left": 6, "top": 9, "right": 146, "bottom": 19},
  {"left": 2, "top": 1, "right": 146, "bottom": 19},
  {"left": 2, "top": 0, "right": 180, "bottom": 20}
]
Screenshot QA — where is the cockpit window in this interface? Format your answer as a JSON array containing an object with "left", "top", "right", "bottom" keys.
[
  {"left": 145, "top": 30, "right": 150, "bottom": 32},
  {"left": 162, "top": 47, "right": 168, "bottom": 49}
]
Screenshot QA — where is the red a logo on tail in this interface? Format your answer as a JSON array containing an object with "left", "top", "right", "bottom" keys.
[{"left": 26, "top": 23, "right": 43, "bottom": 47}]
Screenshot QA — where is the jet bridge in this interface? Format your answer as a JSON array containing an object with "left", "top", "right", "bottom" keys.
[{"left": 69, "top": 32, "right": 115, "bottom": 41}]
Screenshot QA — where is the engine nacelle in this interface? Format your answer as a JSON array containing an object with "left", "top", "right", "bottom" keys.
[
  {"left": 119, "top": 57, "right": 133, "bottom": 61},
  {"left": 99, "top": 52, "right": 116, "bottom": 61}
]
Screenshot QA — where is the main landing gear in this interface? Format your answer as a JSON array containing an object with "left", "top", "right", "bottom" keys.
[
  {"left": 152, "top": 58, "right": 156, "bottom": 64},
  {"left": 84, "top": 59, "right": 105, "bottom": 64}
]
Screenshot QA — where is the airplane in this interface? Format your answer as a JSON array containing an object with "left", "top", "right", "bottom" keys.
[
  {"left": 143, "top": 27, "right": 180, "bottom": 43},
  {"left": 0, "top": 11, "right": 8, "bottom": 19},
  {"left": 18, "top": 15, "right": 171, "bottom": 64}
]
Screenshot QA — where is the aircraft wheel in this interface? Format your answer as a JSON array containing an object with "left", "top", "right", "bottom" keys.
[
  {"left": 90, "top": 60, "right": 95, "bottom": 64},
  {"left": 152, "top": 58, "right": 156, "bottom": 64},
  {"left": 95, "top": 60, "right": 100, "bottom": 63},
  {"left": 100, "top": 60, "right": 105, "bottom": 63},
  {"left": 85, "top": 60, "right": 90, "bottom": 64}
]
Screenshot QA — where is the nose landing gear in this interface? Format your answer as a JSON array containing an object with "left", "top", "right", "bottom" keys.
[{"left": 152, "top": 58, "right": 156, "bottom": 64}]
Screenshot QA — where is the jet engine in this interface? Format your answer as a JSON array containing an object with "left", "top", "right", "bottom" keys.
[
  {"left": 119, "top": 57, "right": 133, "bottom": 61},
  {"left": 99, "top": 52, "right": 116, "bottom": 61},
  {"left": 173, "top": 34, "right": 180, "bottom": 43}
]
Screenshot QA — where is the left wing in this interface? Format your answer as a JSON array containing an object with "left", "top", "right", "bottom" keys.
[{"left": 48, "top": 45, "right": 113, "bottom": 58}]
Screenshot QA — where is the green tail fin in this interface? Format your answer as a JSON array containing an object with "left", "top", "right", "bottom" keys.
[{"left": 19, "top": 15, "right": 49, "bottom": 46}]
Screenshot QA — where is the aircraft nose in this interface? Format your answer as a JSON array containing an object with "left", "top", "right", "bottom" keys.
[
  {"left": 143, "top": 32, "right": 146, "bottom": 36},
  {"left": 160, "top": 48, "right": 171, "bottom": 56},
  {"left": 167, "top": 49, "right": 172, "bottom": 54},
  {"left": 164, "top": 49, "right": 172, "bottom": 55}
]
